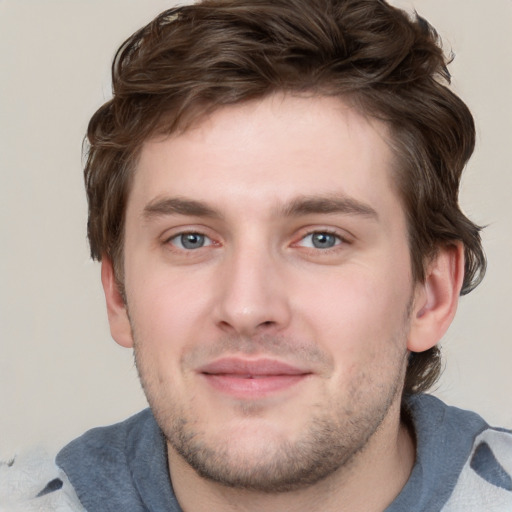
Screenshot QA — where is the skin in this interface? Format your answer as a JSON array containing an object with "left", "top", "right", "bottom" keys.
[{"left": 102, "top": 94, "right": 464, "bottom": 512}]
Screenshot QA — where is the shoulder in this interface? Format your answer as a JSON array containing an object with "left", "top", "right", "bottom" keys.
[
  {"left": 55, "top": 408, "right": 168, "bottom": 511},
  {"left": 405, "top": 394, "right": 512, "bottom": 511},
  {"left": 0, "top": 410, "right": 158, "bottom": 512},
  {"left": 0, "top": 450, "right": 85, "bottom": 511},
  {"left": 442, "top": 427, "right": 512, "bottom": 511}
]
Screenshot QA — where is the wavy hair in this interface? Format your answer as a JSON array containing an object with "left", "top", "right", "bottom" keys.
[{"left": 84, "top": 0, "right": 486, "bottom": 395}]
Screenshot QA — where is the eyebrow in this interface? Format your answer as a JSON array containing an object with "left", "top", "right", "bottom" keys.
[
  {"left": 143, "top": 197, "right": 222, "bottom": 220},
  {"left": 142, "top": 194, "right": 379, "bottom": 222},
  {"left": 281, "top": 195, "right": 379, "bottom": 220}
]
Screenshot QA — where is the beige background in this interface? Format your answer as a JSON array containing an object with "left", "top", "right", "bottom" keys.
[{"left": 1, "top": 0, "right": 511, "bottom": 456}]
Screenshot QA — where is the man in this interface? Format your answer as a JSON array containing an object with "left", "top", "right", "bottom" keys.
[{"left": 10, "top": 0, "right": 511, "bottom": 510}]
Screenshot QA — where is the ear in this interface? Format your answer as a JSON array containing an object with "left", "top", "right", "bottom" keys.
[
  {"left": 101, "top": 256, "right": 134, "bottom": 348},
  {"left": 408, "top": 243, "right": 465, "bottom": 353}
]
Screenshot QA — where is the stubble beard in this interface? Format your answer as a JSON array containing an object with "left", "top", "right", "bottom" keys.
[
  {"left": 132, "top": 326, "right": 410, "bottom": 494},
  {"left": 165, "top": 379, "right": 405, "bottom": 493}
]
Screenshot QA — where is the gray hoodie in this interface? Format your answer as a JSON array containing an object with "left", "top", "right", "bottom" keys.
[{"left": 7, "top": 395, "right": 510, "bottom": 511}]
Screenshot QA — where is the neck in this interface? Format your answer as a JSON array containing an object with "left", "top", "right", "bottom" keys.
[{"left": 168, "top": 403, "right": 415, "bottom": 512}]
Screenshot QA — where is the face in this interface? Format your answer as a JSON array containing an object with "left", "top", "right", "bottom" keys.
[{"left": 117, "top": 95, "right": 419, "bottom": 491}]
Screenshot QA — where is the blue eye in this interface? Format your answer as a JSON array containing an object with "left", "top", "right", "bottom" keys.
[
  {"left": 171, "top": 233, "right": 211, "bottom": 250},
  {"left": 299, "top": 232, "right": 341, "bottom": 249}
]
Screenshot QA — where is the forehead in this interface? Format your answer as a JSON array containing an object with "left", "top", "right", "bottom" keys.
[{"left": 129, "top": 94, "right": 401, "bottom": 222}]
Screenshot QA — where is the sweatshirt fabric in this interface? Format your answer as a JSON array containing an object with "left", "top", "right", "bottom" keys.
[{"left": 55, "top": 394, "right": 512, "bottom": 511}]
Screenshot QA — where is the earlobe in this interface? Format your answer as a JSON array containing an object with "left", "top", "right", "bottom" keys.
[
  {"left": 407, "top": 243, "right": 465, "bottom": 353},
  {"left": 101, "top": 256, "right": 134, "bottom": 348}
]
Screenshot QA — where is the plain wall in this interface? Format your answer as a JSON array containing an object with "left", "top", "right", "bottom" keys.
[{"left": 1, "top": 0, "right": 511, "bottom": 456}]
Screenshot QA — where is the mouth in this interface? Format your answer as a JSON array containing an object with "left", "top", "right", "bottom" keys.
[{"left": 197, "top": 358, "right": 312, "bottom": 398}]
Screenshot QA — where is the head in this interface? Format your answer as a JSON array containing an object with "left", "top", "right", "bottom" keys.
[
  {"left": 88, "top": 0, "right": 489, "bottom": 493},
  {"left": 85, "top": 0, "right": 485, "bottom": 398}
]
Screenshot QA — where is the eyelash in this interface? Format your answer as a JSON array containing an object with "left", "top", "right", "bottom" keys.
[
  {"left": 162, "top": 228, "right": 351, "bottom": 254},
  {"left": 294, "top": 229, "right": 349, "bottom": 252},
  {"left": 165, "top": 231, "right": 216, "bottom": 251}
]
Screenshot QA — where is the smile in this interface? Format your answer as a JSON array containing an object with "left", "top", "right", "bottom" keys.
[{"left": 198, "top": 358, "right": 312, "bottom": 398}]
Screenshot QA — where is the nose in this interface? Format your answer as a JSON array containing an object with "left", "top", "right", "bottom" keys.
[{"left": 213, "top": 243, "right": 292, "bottom": 337}]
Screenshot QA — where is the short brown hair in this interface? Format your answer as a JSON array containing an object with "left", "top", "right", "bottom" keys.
[{"left": 84, "top": 0, "right": 486, "bottom": 395}]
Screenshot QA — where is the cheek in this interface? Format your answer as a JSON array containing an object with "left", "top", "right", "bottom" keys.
[
  {"left": 295, "top": 262, "right": 412, "bottom": 355},
  {"left": 125, "top": 266, "right": 213, "bottom": 356},
  {"left": 299, "top": 269, "right": 411, "bottom": 402}
]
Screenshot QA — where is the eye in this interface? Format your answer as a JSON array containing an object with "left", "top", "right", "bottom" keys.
[
  {"left": 298, "top": 231, "right": 342, "bottom": 249},
  {"left": 169, "top": 232, "right": 213, "bottom": 250}
]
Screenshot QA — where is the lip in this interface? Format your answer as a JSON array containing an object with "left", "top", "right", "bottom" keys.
[{"left": 198, "top": 358, "right": 312, "bottom": 398}]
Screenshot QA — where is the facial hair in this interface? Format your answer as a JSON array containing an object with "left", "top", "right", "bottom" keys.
[{"left": 131, "top": 319, "right": 410, "bottom": 493}]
